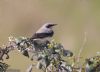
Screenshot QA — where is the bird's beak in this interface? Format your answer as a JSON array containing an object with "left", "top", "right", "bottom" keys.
[{"left": 52, "top": 24, "right": 57, "bottom": 26}]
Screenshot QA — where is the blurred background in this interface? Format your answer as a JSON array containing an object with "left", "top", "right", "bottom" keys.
[{"left": 0, "top": 0, "right": 100, "bottom": 72}]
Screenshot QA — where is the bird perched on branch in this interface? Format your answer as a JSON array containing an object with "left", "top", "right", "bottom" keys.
[{"left": 31, "top": 23, "right": 57, "bottom": 40}]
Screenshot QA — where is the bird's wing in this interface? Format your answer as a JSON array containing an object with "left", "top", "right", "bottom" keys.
[{"left": 32, "top": 32, "right": 54, "bottom": 39}]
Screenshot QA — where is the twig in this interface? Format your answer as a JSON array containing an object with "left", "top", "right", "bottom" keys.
[{"left": 77, "top": 32, "right": 87, "bottom": 63}]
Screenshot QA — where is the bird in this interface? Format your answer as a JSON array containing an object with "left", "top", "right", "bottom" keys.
[{"left": 31, "top": 23, "right": 57, "bottom": 40}]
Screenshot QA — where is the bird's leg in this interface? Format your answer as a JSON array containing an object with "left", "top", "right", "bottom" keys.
[
  {"left": 0, "top": 56, "right": 3, "bottom": 61},
  {"left": 5, "top": 53, "right": 9, "bottom": 59},
  {"left": 0, "top": 51, "right": 4, "bottom": 61}
]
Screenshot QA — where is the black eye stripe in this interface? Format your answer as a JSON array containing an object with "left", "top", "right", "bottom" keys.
[{"left": 46, "top": 25, "right": 53, "bottom": 28}]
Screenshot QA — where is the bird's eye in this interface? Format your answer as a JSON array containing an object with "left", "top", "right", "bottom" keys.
[
  {"left": 46, "top": 25, "right": 52, "bottom": 28},
  {"left": 46, "top": 25, "right": 50, "bottom": 28}
]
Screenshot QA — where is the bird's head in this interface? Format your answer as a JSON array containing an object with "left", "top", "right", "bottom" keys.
[{"left": 44, "top": 23, "right": 57, "bottom": 29}]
